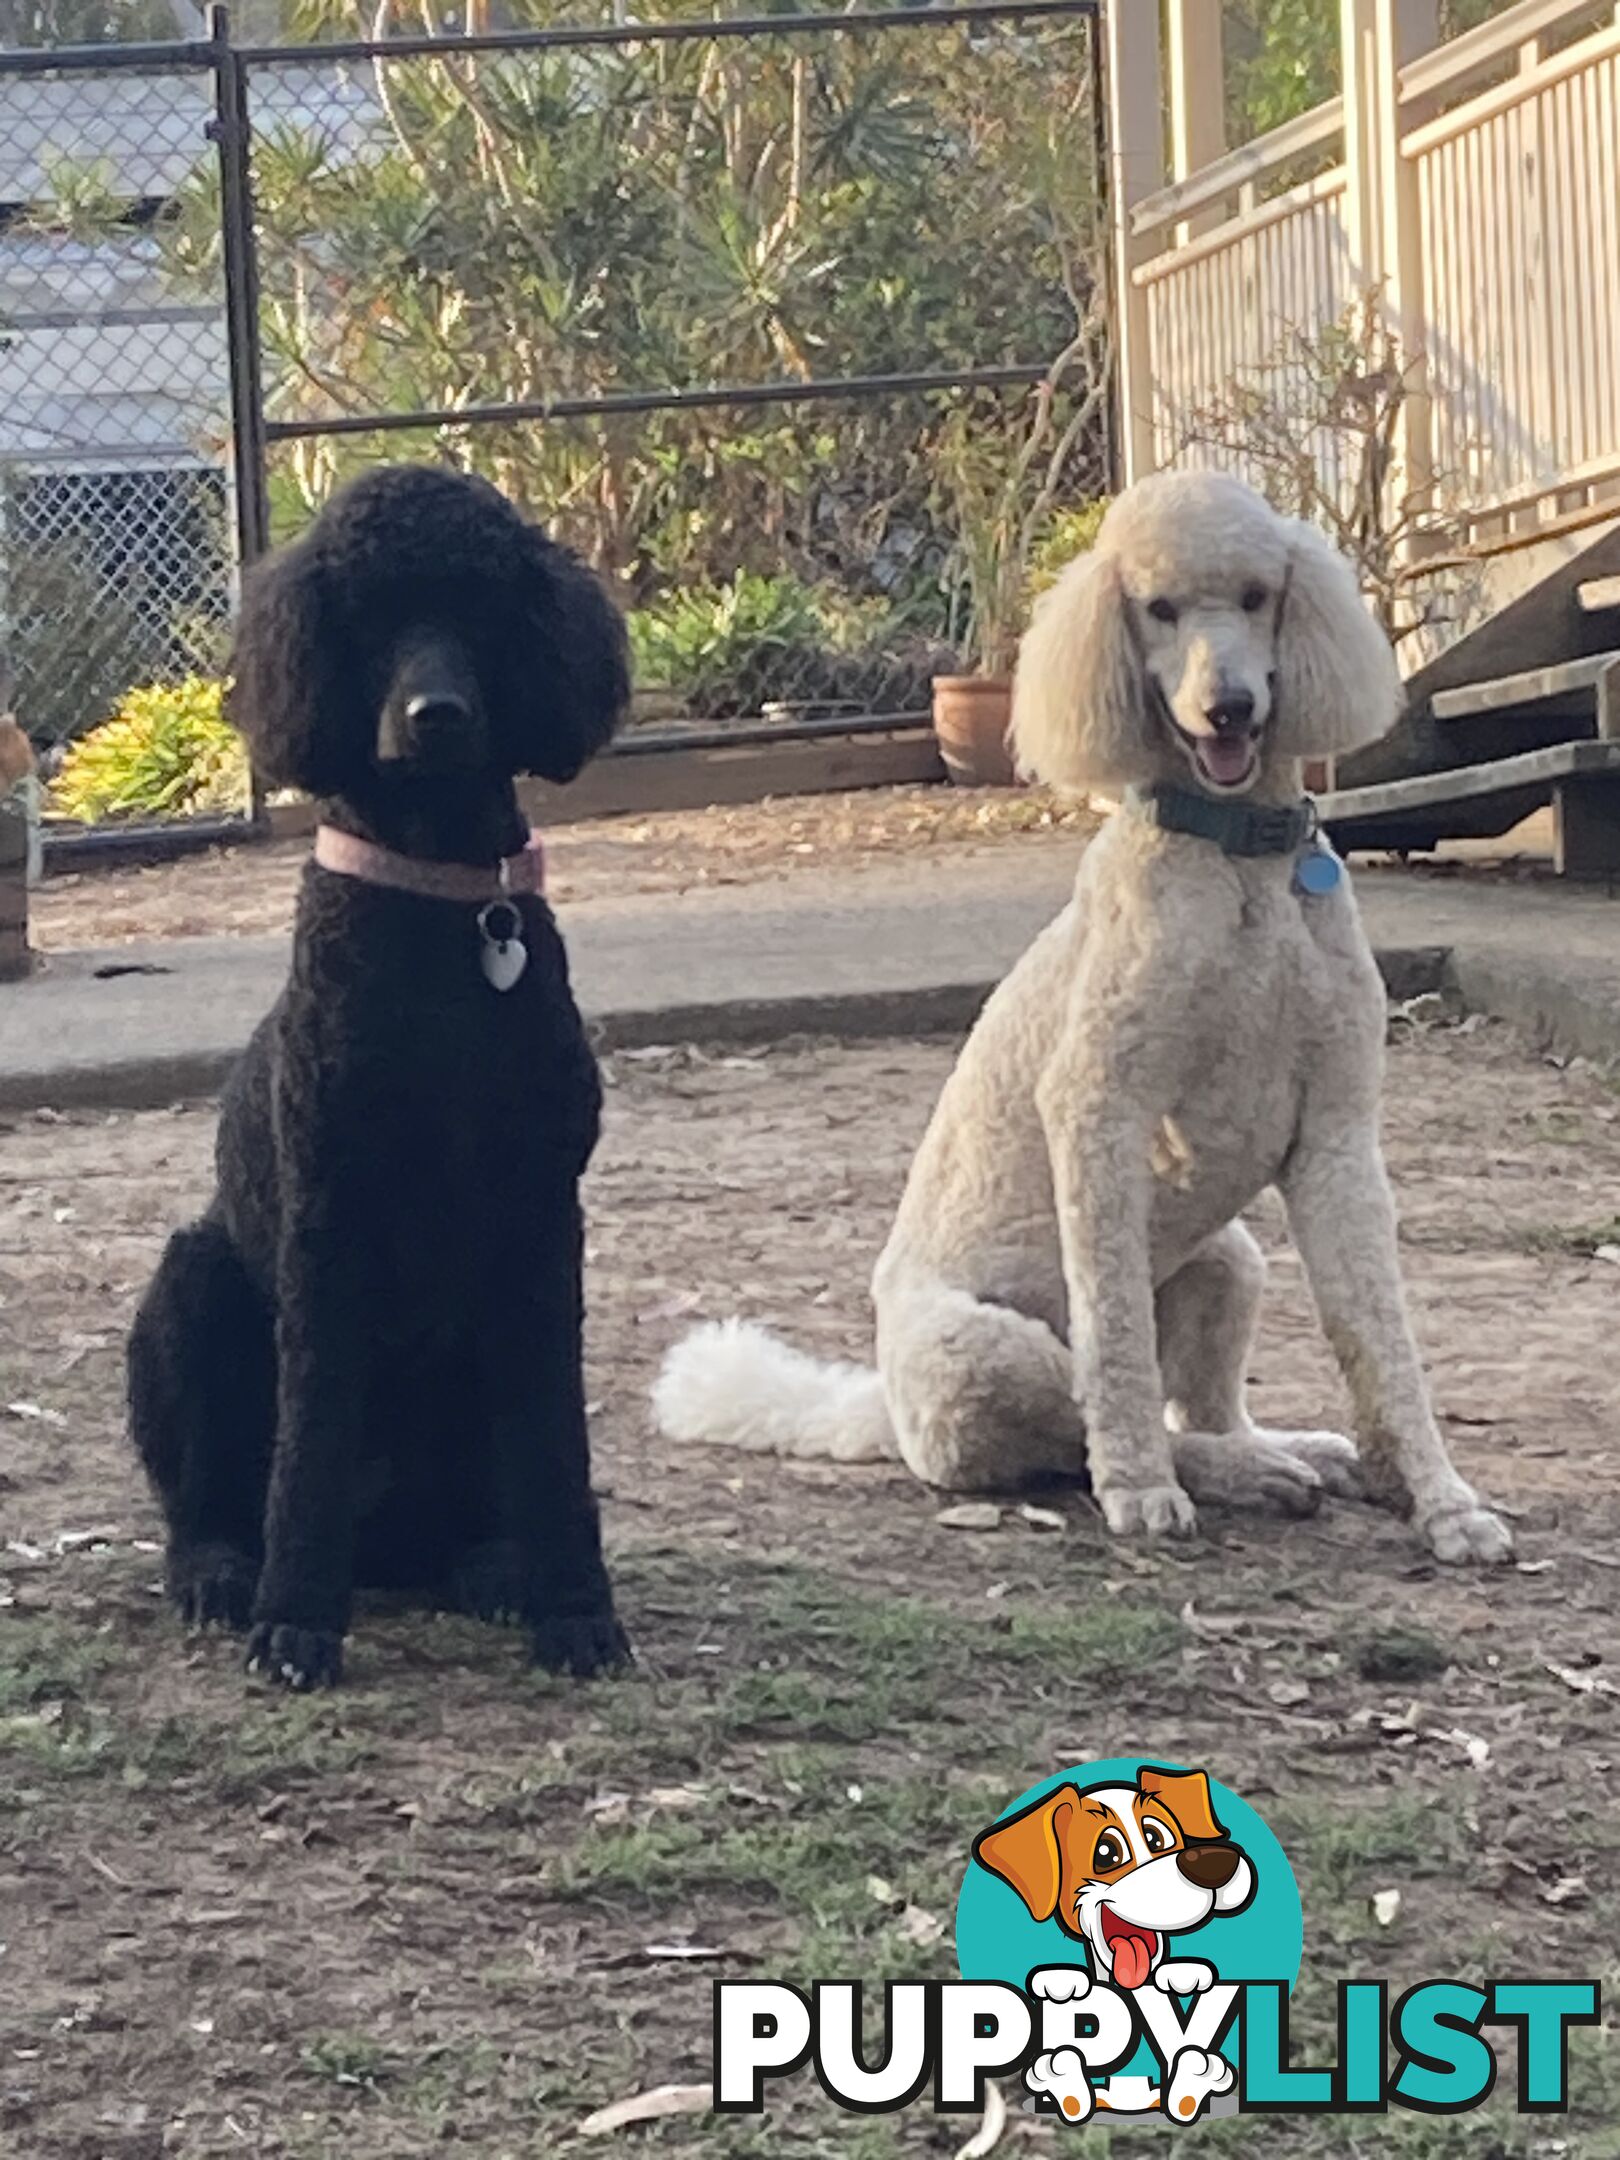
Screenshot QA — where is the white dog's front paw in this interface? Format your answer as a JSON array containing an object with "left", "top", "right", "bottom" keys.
[
  {"left": 1031, "top": 1964, "right": 1093, "bottom": 2004},
  {"left": 1164, "top": 2046, "right": 1234, "bottom": 2124},
  {"left": 1172, "top": 1430, "right": 1322, "bottom": 1519},
  {"left": 1266, "top": 1428, "right": 1364, "bottom": 1500},
  {"left": 1153, "top": 1960, "right": 1215, "bottom": 1997},
  {"left": 1421, "top": 1498, "right": 1514, "bottom": 1565},
  {"left": 1100, "top": 1482, "right": 1198, "bottom": 1540},
  {"left": 1026, "top": 2047, "right": 1095, "bottom": 2124}
]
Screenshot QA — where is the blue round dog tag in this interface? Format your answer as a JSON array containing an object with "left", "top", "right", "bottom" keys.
[{"left": 1294, "top": 846, "right": 1342, "bottom": 897}]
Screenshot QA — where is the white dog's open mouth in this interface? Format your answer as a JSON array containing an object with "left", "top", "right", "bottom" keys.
[
  {"left": 1173, "top": 724, "right": 1261, "bottom": 792},
  {"left": 1099, "top": 1906, "right": 1161, "bottom": 1989}
]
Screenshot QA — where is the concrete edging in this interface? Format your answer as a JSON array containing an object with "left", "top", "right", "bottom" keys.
[{"left": 0, "top": 948, "right": 1464, "bottom": 1116}]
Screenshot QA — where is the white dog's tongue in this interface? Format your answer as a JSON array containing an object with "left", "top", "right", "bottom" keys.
[
  {"left": 1198, "top": 734, "right": 1256, "bottom": 787},
  {"left": 1106, "top": 1920, "right": 1156, "bottom": 1990}
]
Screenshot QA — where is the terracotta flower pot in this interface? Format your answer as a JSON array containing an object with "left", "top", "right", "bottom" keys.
[{"left": 931, "top": 674, "right": 1016, "bottom": 787}]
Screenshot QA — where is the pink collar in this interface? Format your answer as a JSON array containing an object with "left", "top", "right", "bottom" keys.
[{"left": 313, "top": 824, "right": 544, "bottom": 903}]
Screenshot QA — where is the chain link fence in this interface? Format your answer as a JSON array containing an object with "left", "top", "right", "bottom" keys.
[
  {"left": 243, "top": 1, "right": 1110, "bottom": 739},
  {"left": 0, "top": 4, "right": 1108, "bottom": 838},
  {"left": 0, "top": 42, "right": 246, "bottom": 825}
]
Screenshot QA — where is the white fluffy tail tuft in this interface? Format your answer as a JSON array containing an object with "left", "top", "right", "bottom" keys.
[{"left": 652, "top": 1319, "right": 896, "bottom": 1463}]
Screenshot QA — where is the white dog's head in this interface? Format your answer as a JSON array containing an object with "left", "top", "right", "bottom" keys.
[{"left": 1012, "top": 471, "right": 1401, "bottom": 798}]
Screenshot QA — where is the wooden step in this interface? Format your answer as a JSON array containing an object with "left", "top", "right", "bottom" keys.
[
  {"left": 1430, "top": 648, "right": 1620, "bottom": 731},
  {"left": 1320, "top": 739, "right": 1620, "bottom": 876}
]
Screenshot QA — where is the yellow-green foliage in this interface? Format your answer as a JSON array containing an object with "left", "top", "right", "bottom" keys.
[
  {"left": 51, "top": 677, "right": 246, "bottom": 823},
  {"left": 1027, "top": 499, "right": 1110, "bottom": 601}
]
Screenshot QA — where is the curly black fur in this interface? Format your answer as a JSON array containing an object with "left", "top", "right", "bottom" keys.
[{"left": 127, "top": 465, "right": 632, "bottom": 1687}]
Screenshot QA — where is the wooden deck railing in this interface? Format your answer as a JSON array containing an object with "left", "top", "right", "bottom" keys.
[{"left": 1113, "top": 0, "right": 1620, "bottom": 543}]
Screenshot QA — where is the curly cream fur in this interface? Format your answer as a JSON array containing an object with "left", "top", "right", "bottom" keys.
[
  {"left": 1013, "top": 471, "right": 1399, "bottom": 794},
  {"left": 654, "top": 474, "right": 1511, "bottom": 1565}
]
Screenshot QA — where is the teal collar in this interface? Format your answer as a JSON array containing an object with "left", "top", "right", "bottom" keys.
[{"left": 1125, "top": 782, "right": 1315, "bottom": 859}]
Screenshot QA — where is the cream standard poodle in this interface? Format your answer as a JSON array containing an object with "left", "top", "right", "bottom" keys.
[{"left": 654, "top": 471, "right": 1511, "bottom": 1564}]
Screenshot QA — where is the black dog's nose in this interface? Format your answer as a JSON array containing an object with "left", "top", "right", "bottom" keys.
[
  {"left": 1206, "top": 692, "right": 1256, "bottom": 735},
  {"left": 1177, "top": 1842, "right": 1242, "bottom": 1889},
  {"left": 378, "top": 630, "right": 485, "bottom": 770},
  {"left": 404, "top": 689, "right": 473, "bottom": 732}
]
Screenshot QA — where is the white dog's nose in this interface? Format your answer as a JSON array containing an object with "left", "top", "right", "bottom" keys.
[{"left": 1206, "top": 692, "right": 1256, "bottom": 735}]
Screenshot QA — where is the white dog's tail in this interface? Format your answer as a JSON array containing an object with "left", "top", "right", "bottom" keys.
[{"left": 652, "top": 1320, "right": 898, "bottom": 1463}]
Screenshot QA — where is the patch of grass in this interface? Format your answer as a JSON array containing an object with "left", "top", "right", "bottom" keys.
[
  {"left": 520, "top": 1563, "right": 1187, "bottom": 1780},
  {"left": 0, "top": 1611, "right": 121, "bottom": 1714},
  {"left": 1275, "top": 1792, "right": 1463, "bottom": 1906},
  {"left": 714, "top": 1571, "right": 1186, "bottom": 1748},
  {"left": 0, "top": 1613, "right": 188, "bottom": 1788},
  {"left": 301, "top": 2032, "right": 395, "bottom": 2090},
  {"left": 551, "top": 1758, "right": 997, "bottom": 1974},
  {"left": 1144, "top": 2109, "right": 1543, "bottom": 2158},
  {"left": 1524, "top": 1109, "right": 1591, "bottom": 1149},
  {"left": 1355, "top": 1625, "right": 1453, "bottom": 1684},
  {"left": 591, "top": 2120, "right": 925, "bottom": 2160},
  {"left": 754, "top": 1566, "right": 1182, "bottom": 1679},
  {"left": 204, "top": 1694, "right": 378, "bottom": 1795},
  {"left": 0, "top": 1618, "right": 378, "bottom": 1797},
  {"left": 1523, "top": 1214, "right": 1620, "bottom": 1258}
]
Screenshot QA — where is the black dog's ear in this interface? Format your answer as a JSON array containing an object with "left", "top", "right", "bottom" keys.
[
  {"left": 227, "top": 537, "right": 355, "bottom": 796},
  {"left": 510, "top": 530, "right": 630, "bottom": 783}
]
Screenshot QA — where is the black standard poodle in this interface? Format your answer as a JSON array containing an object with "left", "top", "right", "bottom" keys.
[{"left": 127, "top": 464, "right": 632, "bottom": 1687}]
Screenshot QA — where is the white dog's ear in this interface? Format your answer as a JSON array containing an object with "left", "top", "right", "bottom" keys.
[
  {"left": 1011, "top": 547, "right": 1145, "bottom": 791},
  {"left": 1271, "top": 519, "right": 1403, "bottom": 760}
]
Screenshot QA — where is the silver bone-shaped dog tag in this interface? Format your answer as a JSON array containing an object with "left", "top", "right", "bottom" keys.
[{"left": 477, "top": 900, "right": 528, "bottom": 992}]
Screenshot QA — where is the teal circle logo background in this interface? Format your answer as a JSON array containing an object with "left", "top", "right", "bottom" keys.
[{"left": 955, "top": 1758, "right": 1302, "bottom": 2078}]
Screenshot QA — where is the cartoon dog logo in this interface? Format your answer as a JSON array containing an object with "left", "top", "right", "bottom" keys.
[{"left": 972, "top": 1765, "right": 1254, "bottom": 2124}]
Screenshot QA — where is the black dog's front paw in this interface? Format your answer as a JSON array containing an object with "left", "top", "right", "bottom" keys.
[
  {"left": 530, "top": 1609, "right": 633, "bottom": 1679},
  {"left": 169, "top": 1542, "right": 257, "bottom": 1630},
  {"left": 246, "top": 1621, "right": 345, "bottom": 1691},
  {"left": 446, "top": 1539, "right": 535, "bottom": 1628}
]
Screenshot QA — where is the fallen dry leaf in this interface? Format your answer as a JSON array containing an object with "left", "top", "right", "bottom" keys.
[
  {"left": 1544, "top": 1661, "right": 1620, "bottom": 1699},
  {"left": 1425, "top": 1725, "right": 1490, "bottom": 1771},
  {"left": 600, "top": 1942, "right": 751, "bottom": 1968},
  {"left": 955, "top": 2079, "right": 1008, "bottom": 2160},
  {"left": 898, "top": 1904, "right": 945, "bottom": 1947},
  {"left": 1017, "top": 1503, "right": 1065, "bottom": 1532},
  {"left": 936, "top": 1503, "right": 1004, "bottom": 1532},
  {"left": 1541, "top": 1875, "right": 1587, "bottom": 1908},
  {"left": 579, "top": 2083, "right": 712, "bottom": 2136}
]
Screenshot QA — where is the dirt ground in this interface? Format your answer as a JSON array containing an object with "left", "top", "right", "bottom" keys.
[
  {"left": 1, "top": 1020, "right": 1618, "bottom": 2158},
  {"left": 29, "top": 787, "right": 1097, "bottom": 951}
]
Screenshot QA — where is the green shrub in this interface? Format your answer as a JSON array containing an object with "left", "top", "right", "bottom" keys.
[
  {"left": 4, "top": 527, "right": 150, "bottom": 754},
  {"left": 50, "top": 676, "right": 246, "bottom": 823},
  {"left": 628, "top": 571, "right": 947, "bottom": 720},
  {"left": 1026, "top": 498, "right": 1110, "bottom": 601}
]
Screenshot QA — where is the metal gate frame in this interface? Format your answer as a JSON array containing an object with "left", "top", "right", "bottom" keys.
[
  {"left": 11, "top": 0, "right": 1111, "bottom": 861},
  {"left": 226, "top": 0, "right": 1110, "bottom": 577}
]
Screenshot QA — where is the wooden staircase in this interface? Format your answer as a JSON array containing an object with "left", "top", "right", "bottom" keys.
[{"left": 1320, "top": 528, "right": 1620, "bottom": 877}]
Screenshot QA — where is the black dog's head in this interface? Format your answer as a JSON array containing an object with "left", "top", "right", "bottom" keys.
[{"left": 229, "top": 464, "right": 628, "bottom": 859}]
